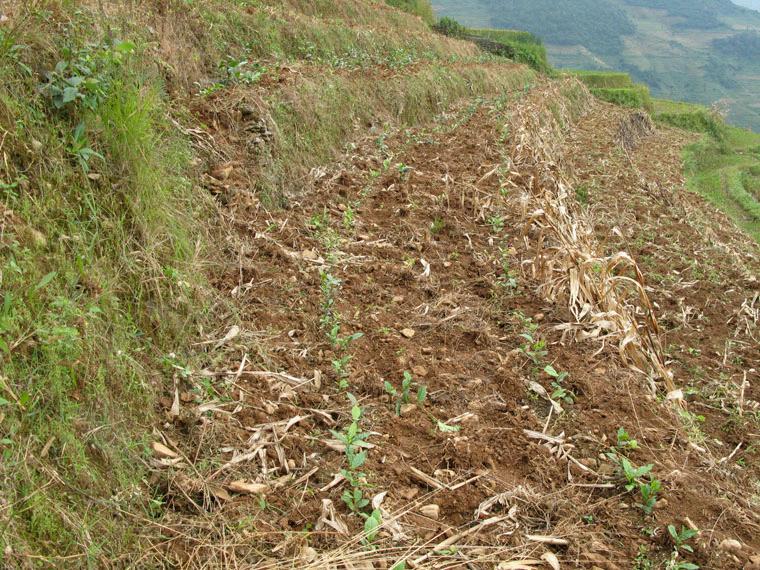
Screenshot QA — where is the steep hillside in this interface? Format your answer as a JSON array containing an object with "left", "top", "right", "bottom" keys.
[
  {"left": 1, "top": 1, "right": 759, "bottom": 569},
  {"left": 432, "top": 0, "right": 760, "bottom": 132},
  {"left": 0, "top": 0, "right": 532, "bottom": 564}
]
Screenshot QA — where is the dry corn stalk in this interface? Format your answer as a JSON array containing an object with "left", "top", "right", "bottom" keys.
[{"left": 508, "top": 81, "right": 679, "bottom": 399}]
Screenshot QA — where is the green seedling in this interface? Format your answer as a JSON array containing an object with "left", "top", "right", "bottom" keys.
[
  {"left": 384, "top": 371, "right": 427, "bottom": 415},
  {"left": 69, "top": 122, "right": 104, "bottom": 173},
  {"left": 363, "top": 508, "right": 382, "bottom": 544},
  {"left": 619, "top": 456, "right": 652, "bottom": 491},
  {"left": 430, "top": 217, "right": 445, "bottom": 235},
  {"left": 332, "top": 355, "right": 353, "bottom": 389},
  {"left": 638, "top": 478, "right": 661, "bottom": 514},
  {"left": 668, "top": 525, "right": 698, "bottom": 554},
  {"left": 342, "top": 205, "right": 355, "bottom": 230},
  {"left": 497, "top": 247, "right": 518, "bottom": 290},
  {"left": 666, "top": 525, "right": 700, "bottom": 569},
  {"left": 607, "top": 452, "right": 661, "bottom": 514},
  {"left": 545, "top": 365, "right": 574, "bottom": 404},
  {"left": 332, "top": 395, "right": 372, "bottom": 515},
  {"left": 616, "top": 427, "right": 639, "bottom": 450},
  {"left": 488, "top": 214, "right": 505, "bottom": 233},
  {"left": 519, "top": 332, "right": 548, "bottom": 364},
  {"left": 319, "top": 270, "right": 340, "bottom": 331}
]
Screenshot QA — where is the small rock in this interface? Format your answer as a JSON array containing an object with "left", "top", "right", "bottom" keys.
[
  {"left": 337, "top": 203, "right": 347, "bottom": 212},
  {"left": 534, "top": 312, "right": 545, "bottom": 322},
  {"left": 443, "top": 261, "right": 452, "bottom": 268},
  {"left": 301, "top": 249, "right": 319, "bottom": 261},
  {"left": 287, "top": 459, "right": 296, "bottom": 470},
  {"left": 400, "top": 403, "right": 417, "bottom": 416},
  {"left": 412, "top": 365, "right": 428, "bottom": 377},
  {"left": 420, "top": 504, "right": 440, "bottom": 520},
  {"left": 718, "top": 539, "right": 742, "bottom": 554},
  {"left": 422, "top": 347, "right": 433, "bottom": 355},
  {"left": 400, "top": 328, "right": 416, "bottom": 339},
  {"left": 0, "top": 15, "right": 8, "bottom": 25},
  {"left": 31, "top": 139, "right": 43, "bottom": 151},
  {"left": 392, "top": 295, "right": 404, "bottom": 303}
]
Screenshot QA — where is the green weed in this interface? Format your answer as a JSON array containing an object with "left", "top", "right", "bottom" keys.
[
  {"left": 545, "top": 365, "right": 574, "bottom": 404},
  {"left": 384, "top": 371, "right": 427, "bottom": 415}
]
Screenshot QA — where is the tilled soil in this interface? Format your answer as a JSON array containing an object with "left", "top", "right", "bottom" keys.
[{"left": 153, "top": 84, "right": 760, "bottom": 569}]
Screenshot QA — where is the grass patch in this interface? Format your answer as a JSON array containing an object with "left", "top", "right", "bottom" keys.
[
  {"left": 466, "top": 28, "right": 552, "bottom": 73},
  {"left": 386, "top": 0, "right": 435, "bottom": 23},
  {"left": 658, "top": 92, "right": 760, "bottom": 241},
  {"left": 565, "top": 70, "right": 634, "bottom": 88},
  {"left": 679, "top": 120, "right": 760, "bottom": 243},
  {"left": 653, "top": 99, "right": 727, "bottom": 141},
  {"left": 568, "top": 71, "right": 652, "bottom": 111},
  {"left": 588, "top": 86, "right": 653, "bottom": 111},
  {"left": 0, "top": 5, "right": 216, "bottom": 563}
]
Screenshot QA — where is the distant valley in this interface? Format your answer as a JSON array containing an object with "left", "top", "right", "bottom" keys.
[{"left": 433, "top": 0, "right": 760, "bottom": 131}]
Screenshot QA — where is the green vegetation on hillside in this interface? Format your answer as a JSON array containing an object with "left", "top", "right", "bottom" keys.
[
  {"left": 386, "top": 0, "right": 435, "bottom": 23},
  {"left": 569, "top": 71, "right": 653, "bottom": 111},
  {"left": 432, "top": 0, "right": 636, "bottom": 53},
  {"left": 653, "top": 100, "right": 760, "bottom": 242},
  {"left": 432, "top": 0, "right": 760, "bottom": 132},
  {"left": 0, "top": 0, "right": 536, "bottom": 563},
  {"left": 623, "top": 0, "right": 737, "bottom": 29},
  {"left": 713, "top": 30, "right": 760, "bottom": 59},
  {"left": 431, "top": 17, "right": 552, "bottom": 73},
  {"left": 566, "top": 70, "right": 634, "bottom": 88},
  {"left": 0, "top": 8, "right": 213, "bottom": 560},
  {"left": 467, "top": 28, "right": 551, "bottom": 73}
]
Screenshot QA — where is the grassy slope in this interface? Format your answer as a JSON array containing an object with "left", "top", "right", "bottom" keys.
[
  {"left": 653, "top": 99, "right": 760, "bottom": 242},
  {"left": 0, "top": 0, "right": 534, "bottom": 564},
  {"left": 568, "top": 71, "right": 653, "bottom": 111}
]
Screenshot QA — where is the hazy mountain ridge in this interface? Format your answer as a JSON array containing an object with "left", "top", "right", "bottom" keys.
[
  {"left": 432, "top": 0, "right": 760, "bottom": 131},
  {"left": 733, "top": 0, "right": 760, "bottom": 10}
]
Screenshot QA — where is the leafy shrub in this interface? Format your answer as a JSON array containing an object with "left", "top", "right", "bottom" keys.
[
  {"left": 434, "top": 17, "right": 467, "bottom": 38},
  {"left": 468, "top": 30, "right": 552, "bottom": 74}
]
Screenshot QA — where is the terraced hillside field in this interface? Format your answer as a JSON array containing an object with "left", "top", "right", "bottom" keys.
[{"left": 0, "top": 1, "right": 758, "bottom": 568}]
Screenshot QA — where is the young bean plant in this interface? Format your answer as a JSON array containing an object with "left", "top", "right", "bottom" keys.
[{"left": 384, "top": 371, "right": 427, "bottom": 415}]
